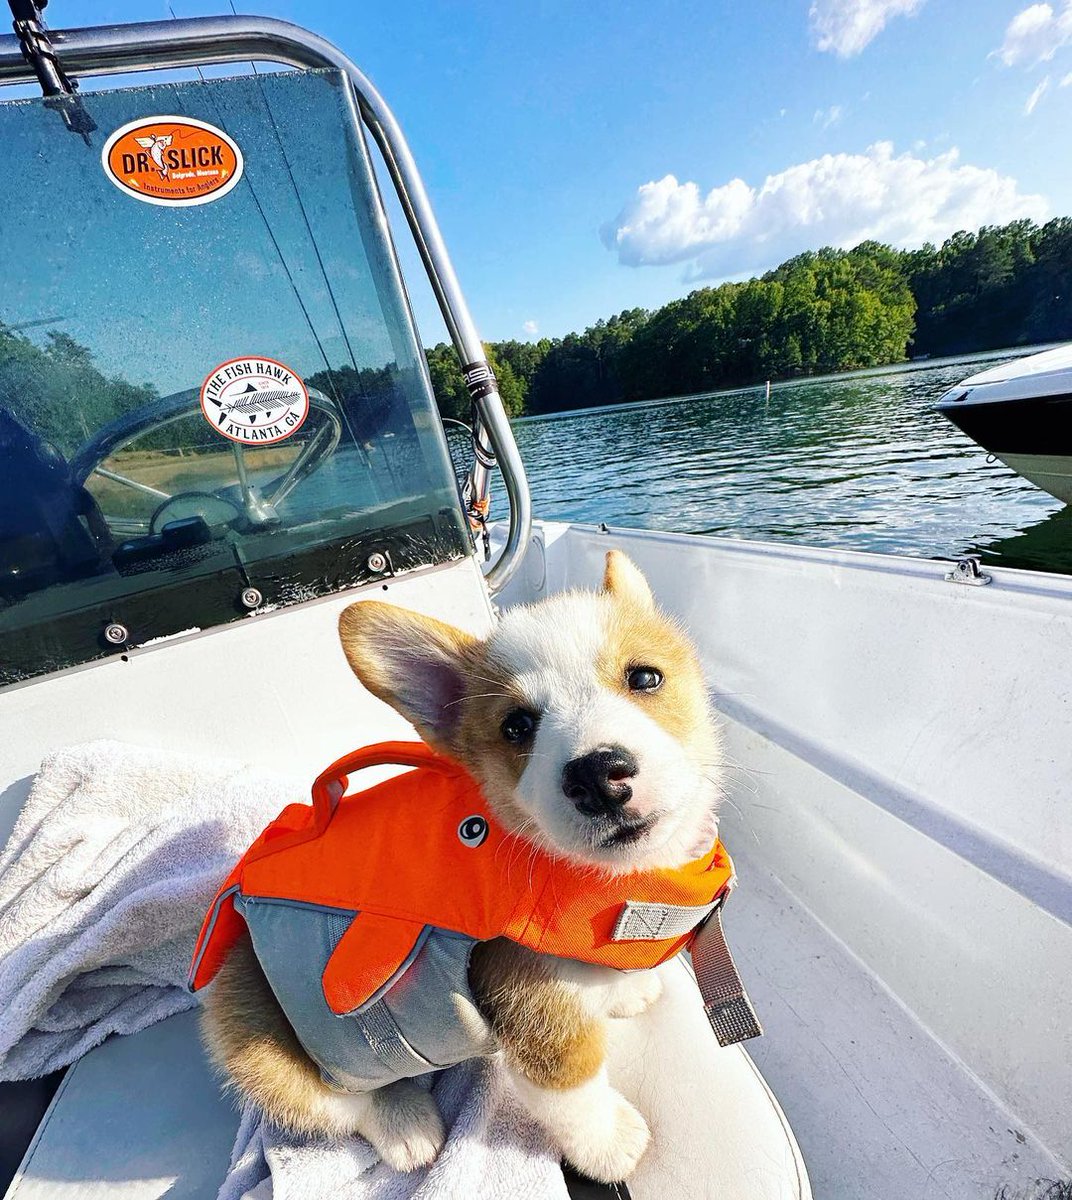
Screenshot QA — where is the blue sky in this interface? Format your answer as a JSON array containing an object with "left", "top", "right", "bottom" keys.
[{"left": 12, "top": 0, "right": 1072, "bottom": 347}]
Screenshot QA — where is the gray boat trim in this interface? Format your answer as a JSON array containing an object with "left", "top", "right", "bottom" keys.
[{"left": 717, "top": 692, "right": 1072, "bottom": 929}]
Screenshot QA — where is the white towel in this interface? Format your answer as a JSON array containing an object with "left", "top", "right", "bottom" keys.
[
  {"left": 222, "top": 1061, "right": 566, "bottom": 1200},
  {"left": 0, "top": 741, "right": 565, "bottom": 1199},
  {"left": 0, "top": 740, "right": 292, "bottom": 1078}
]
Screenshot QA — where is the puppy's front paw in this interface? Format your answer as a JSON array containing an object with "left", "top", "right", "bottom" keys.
[
  {"left": 607, "top": 971, "right": 663, "bottom": 1018},
  {"left": 560, "top": 1096, "right": 651, "bottom": 1183},
  {"left": 365, "top": 1081, "right": 446, "bottom": 1172}
]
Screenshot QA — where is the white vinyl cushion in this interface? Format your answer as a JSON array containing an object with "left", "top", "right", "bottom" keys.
[
  {"left": 8, "top": 966, "right": 810, "bottom": 1200},
  {"left": 609, "top": 958, "right": 811, "bottom": 1200}
]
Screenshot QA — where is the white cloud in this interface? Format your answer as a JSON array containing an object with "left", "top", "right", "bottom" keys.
[
  {"left": 602, "top": 142, "right": 1047, "bottom": 280},
  {"left": 522, "top": 319, "right": 539, "bottom": 336},
  {"left": 809, "top": 0, "right": 925, "bottom": 56},
  {"left": 1025, "top": 74, "right": 1051, "bottom": 112},
  {"left": 813, "top": 104, "right": 845, "bottom": 129},
  {"left": 1062, "top": 70, "right": 1072, "bottom": 83},
  {"left": 995, "top": 2, "right": 1072, "bottom": 67}
]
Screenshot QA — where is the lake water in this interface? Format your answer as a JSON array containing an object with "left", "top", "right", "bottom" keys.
[{"left": 510, "top": 349, "right": 1072, "bottom": 576}]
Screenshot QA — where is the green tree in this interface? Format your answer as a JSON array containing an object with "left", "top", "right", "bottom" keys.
[
  {"left": 1025, "top": 218, "right": 1072, "bottom": 342},
  {"left": 902, "top": 219, "right": 1046, "bottom": 355},
  {"left": 424, "top": 343, "right": 527, "bottom": 421},
  {"left": 424, "top": 343, "right": 469, "bottom": 421},
  {"left": 0, "top": 323, "right": 157, "bottom": 454}
]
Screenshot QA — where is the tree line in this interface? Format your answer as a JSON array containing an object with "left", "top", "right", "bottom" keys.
[{"left": 426, "top": 217, "right": 1072, "bottom": 419}]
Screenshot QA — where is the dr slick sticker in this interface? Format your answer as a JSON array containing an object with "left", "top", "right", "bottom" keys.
[
  {"left": 200, "top": 357, "right": 310, "bottom": 445},
  {"left": 101, "top": 116, "right": 243, "bottom": 207}
]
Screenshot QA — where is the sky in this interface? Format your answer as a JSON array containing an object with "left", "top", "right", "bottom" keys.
[{"left": 10, "top": 0, "right": 1072, "bottom": 348}]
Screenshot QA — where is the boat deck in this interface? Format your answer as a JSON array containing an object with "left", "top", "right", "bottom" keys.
[
  {"left": 729, "top": 846, "right": 1067, "bottom": 1199},
  {"left": 4, "top": 528, "right": 1071, "bottom": 1199}
]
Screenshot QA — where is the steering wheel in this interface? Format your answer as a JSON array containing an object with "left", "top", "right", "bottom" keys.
[
  {"left": 148, "top": 490, "right": 245, "bottom": 535},
  {"left": 69, "top": 386, "right": 343, "bottom": 540}
]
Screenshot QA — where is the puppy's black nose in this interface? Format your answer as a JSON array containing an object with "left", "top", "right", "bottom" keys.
[{"left": 562, "top": 746, "right": 638, "bottom": 816}]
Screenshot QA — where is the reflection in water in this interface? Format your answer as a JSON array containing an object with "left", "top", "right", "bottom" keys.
[
  {"left": 512, "top": 353, "right": 1069, "bottom": 575},
  {"left": 976, "top": 507, "right": 1072, "bottom": 575}
]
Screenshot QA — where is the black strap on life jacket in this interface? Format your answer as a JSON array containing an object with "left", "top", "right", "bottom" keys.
[{"left": 562, "top": 1161, "right": 632, "bottom": 1200}]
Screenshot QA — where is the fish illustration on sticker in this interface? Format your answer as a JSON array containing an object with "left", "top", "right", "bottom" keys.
[
  {"left": 101, "top": 116, "right": 243, "bottom": 207},
  {"left": 200, "top": 357, "right": 310, "bottom": 446},
  {"left": 133, "top": 133, "right": 174, "bottom": 179}
]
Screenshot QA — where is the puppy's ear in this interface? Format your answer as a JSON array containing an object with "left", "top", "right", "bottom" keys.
[
  {"left": 602, "top": 550, "right": 654, "bottom": 611},
  {"left": 338, "top": 602, "right": 478, "bottom": 751}
]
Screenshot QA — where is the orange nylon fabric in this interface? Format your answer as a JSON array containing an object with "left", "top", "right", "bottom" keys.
[{"left": 189, "top": 742, "right": 732, "bottom": 1015}]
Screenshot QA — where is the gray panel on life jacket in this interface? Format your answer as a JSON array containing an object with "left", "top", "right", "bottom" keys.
[{"left": 236, "top": 895, "right": 493, "bottom": 1094}]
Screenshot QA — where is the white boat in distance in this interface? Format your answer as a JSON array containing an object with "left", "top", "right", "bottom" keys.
[{"left": 938, "top": 343, "right": 1072, "bottom": 504}]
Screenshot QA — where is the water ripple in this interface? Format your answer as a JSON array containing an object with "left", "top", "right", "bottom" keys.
[{"left": 511, "top": 353, "right": 1071, "bottom": 574}]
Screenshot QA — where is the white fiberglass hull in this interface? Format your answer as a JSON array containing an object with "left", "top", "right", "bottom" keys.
[
  {"left": 4, "top": 526, "right": 1071, "bottom": 1199},
  {"left": 938, "top": 344, "right": 1072, "bottom": 505},
  {"left": 999, "top": 451, "right": 1072, "bottom": 505},
  {"left": 496, "top": 520, "right": 1072, "bottom": 1197}
]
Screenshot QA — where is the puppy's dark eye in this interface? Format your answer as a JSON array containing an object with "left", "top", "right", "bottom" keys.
[
  {"left": 500, "top": 708, "right": 537, "bottom": 744},
  {"left": 627, "top": 666, "right": 663, "bottom": 692}
]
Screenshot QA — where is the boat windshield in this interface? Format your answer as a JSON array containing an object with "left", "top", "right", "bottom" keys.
[{"left": 0, "top": 69, "right": 470, "bottom": 687}]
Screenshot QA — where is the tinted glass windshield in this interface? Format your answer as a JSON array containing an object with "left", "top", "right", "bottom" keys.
[{"left": 0, "top": 69, "right": 469, "bottom": 686}]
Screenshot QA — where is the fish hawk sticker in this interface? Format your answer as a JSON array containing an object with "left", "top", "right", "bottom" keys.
[
  {"left": 200, "top": 357, "right": 310, "bottom": 445},
  {"left": 101, "top": 116, "right": 243, "bottom": 207}
]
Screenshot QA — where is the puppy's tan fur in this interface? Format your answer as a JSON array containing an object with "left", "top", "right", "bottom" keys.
[
  {"left": 202, "top": 931, "right": 338, "bottom": 1135},
  {"left": 201, "top": 551, "right": 720, "bottom": 1181},
  {"left": 469, "top": 939, "right": 607, "bottom": 1090}
]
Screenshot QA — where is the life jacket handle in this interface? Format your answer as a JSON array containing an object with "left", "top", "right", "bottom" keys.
[{"left": 310, "top": 740, "right": 461, "bottom": 830}]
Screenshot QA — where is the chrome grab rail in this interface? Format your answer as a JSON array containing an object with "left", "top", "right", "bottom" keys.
[{"left": 0, "top": 14, "right": 532, "bottom": 594}]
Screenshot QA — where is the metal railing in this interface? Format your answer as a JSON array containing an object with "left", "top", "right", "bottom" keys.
[{"left": 0, "top": 13, "right": 532, "bottom": 593}]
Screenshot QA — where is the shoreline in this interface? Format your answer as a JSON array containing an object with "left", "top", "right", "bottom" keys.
[{"left": 510, "top": 342, "right": 1062, "bottom": 425}]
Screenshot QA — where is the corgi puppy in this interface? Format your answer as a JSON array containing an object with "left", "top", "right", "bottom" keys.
[{"left": 201, "top": 550, "right": 723, "bottom": 1183}]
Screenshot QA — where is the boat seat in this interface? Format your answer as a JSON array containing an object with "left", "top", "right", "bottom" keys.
[
  {"left": 4, "top": 963, "right": 810, "bottom": 1200},
  {"left": 0, "top": 408, "right": 111, "bottom": 600},
  {"left": 4, "top": 1011, "right": 235, "bottom": 1200}
]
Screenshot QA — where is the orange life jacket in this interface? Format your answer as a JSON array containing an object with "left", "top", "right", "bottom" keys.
[
  {"left": 189, "top": 742, "right": 759, "bottom": 1090},
  {"left": 192, "top": 740, "right": 731, "bottom": 1000}
]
